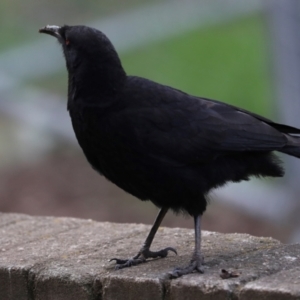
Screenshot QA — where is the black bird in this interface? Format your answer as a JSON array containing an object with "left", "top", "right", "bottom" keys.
[{"left": 39, "top": 25, "right": 300, "bottom": 278}]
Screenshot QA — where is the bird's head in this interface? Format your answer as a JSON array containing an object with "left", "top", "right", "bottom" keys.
[{"left": 39, "top": 25, "right": 126, "bottom": 95}]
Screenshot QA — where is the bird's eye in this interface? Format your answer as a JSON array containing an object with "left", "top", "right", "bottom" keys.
[{"left": 66, "top": 39, "right": 70, "bottom": 46}]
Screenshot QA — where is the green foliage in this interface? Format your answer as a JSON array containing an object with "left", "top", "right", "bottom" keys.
[
  {"left": 32, "top": 14, "right": 272, "bottom": 118},
  {"left": 121, "top": 15, "right": 272, "bottom": 117}
]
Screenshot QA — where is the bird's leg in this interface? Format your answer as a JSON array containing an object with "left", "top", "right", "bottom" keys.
[
  {"left": 168, "top": 214, "right": 204, "bottom": 278},
  {"left": 110, "top": 207, "right": 177, "bottom": 269}
]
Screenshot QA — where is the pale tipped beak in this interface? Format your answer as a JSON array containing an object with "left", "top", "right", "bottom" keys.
[{"left": 39, "top": 25, "right": 61, "bottom": 38}]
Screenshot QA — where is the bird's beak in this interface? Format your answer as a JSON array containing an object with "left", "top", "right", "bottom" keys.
[{"left": 39, "top": 25, "right": 61, "bottom": 38}]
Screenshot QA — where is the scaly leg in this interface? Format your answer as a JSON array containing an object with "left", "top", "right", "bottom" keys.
[
  {"left": 111, "top": 207, "right": 177, "bottom": 269},
  {"left": 168, "top": 214, "right": 204, "bottom": 278}
]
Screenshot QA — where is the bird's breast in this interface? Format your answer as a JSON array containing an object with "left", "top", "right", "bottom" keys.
[{"left": 69, "top": 105, "right": 130, "bottom": 175}]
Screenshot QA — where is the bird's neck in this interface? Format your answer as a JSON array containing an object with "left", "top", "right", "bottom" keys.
[{"left": 67, "top": 63, "right": 126, "bottom": 106}]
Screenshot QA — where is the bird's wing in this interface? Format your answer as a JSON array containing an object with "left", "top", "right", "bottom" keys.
[
  {"left": 105, "top": 103, "right": 287, "bottom": 167},
  {"left": 205, "top": 97, "right": 300, "bottom": 134},
  {"left": 100, "top": 78, "right": 299, "bottom": 166}
]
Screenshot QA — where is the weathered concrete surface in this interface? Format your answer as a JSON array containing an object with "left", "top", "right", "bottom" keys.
[{"left": 0, "top": 213, "right": 299, "bottom": 299}]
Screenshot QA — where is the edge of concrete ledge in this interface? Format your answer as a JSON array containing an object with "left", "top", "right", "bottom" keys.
[{"left": 0, "top": 213, "right": 299, "bottom": 300}]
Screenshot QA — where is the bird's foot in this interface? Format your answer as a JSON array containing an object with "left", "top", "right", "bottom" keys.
[
  {"left": 110, "top": 246, "right": 177, "bottom": 270},
  {"left": 168, "top": 256, "right": 204, "bottom": 278}
]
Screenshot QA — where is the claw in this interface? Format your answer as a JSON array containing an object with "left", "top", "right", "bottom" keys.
[
  {"left": 110, "top": 246, "right": 177, "bottom": 270},
  {"left": 196, "top": 265, "right": 204, "bottom": 273},
  {"left": 167, "top": 270, "right": 178, "bottom": 279},
  {"left": 115, "top": 257, "right": 145, "bottom": 270},
  {"left": 165, "top": 247, "right": 177, "bottom": 255},
  {"left": 167, "top": 259, "right": 204, "bottom": 278},
  {"left": 109, "top": 258, "right": 128, "bottom": 264}
]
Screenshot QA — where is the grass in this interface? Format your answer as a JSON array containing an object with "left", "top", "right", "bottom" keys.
[{"left": 121, "top": 14, "right": 273, "bottom": 117}]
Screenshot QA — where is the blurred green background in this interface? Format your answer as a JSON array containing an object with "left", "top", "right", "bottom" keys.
[
  {"left": 34, "top": 15, "right": 272, "bottom": 115},
  {"left": 0, "top": 0, "right": 296, "bottom": 242}
]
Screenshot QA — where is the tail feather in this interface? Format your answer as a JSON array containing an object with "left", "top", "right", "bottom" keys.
[{"left": 280, "top": 135, "right": 300, "bottom": 158}]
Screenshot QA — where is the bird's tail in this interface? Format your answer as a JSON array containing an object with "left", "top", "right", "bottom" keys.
[{"left": 280, "top": 135, "right": 300, "bottom": 158}]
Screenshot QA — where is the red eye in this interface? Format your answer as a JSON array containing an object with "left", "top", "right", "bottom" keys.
[{"left": 66, "top": 39, "right": 70, "bottom": 45}]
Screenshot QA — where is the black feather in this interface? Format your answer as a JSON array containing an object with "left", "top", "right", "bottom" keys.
[
  {"left": 41, "top": 25, "right": 300, "bottom": 215},
  {"left": 40, "top": 24, "right": 300, "bottom": 277}
]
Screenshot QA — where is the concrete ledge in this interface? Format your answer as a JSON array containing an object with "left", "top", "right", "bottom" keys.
[{"left": 0, "top": 213, "right": 299, "bottom": 299}]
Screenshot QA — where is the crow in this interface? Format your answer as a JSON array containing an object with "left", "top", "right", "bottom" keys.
[{"left": 39, "top": 25, "right": 300, "bottom": 278}]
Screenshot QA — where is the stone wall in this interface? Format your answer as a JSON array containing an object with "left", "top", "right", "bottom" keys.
[{"left": 0, "top": 213, "right": 299, "bottom": 299}]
